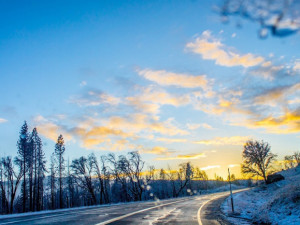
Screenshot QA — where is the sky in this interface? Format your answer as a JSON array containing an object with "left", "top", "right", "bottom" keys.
[{"left": 0, "top": 0, "right": 300, "bottom": 179}]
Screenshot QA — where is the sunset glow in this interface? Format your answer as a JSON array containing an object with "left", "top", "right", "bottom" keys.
[{"left": 1, "top": 0, "right": 300, "bottom": 180}]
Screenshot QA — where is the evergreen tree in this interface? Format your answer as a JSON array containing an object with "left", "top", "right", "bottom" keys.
[
  {"left": 49, "top": 154, "right": 56, "bottom": 210},
  {"left": 17, "top": 121, "right": 29, "bottom": 212},
  {"left": 54, "top": 135, "right": 65, "bottom": 209},
  {"left": 33, "top": 128, "right": 46, "bottom": 211}
]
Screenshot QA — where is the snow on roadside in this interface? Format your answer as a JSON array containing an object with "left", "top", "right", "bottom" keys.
[{"left": 222, "top": 166, "right": 300, "bottom": 225}]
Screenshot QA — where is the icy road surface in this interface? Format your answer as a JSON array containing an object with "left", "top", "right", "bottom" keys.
[{"left": 0, "top": 191, "right": 238, "bottom": 225}]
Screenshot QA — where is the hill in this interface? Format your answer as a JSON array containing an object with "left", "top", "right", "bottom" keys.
[{"left": 222, "top": 166, "right": 300, "bottom": 224}]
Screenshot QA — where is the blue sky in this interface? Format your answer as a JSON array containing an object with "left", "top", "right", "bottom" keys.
[{"left": 1, "top": 0, "right": 300, "bottom": 178}]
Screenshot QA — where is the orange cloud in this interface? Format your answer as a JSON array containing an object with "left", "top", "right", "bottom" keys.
[
  {"left": 33, "top": 115, "right": 73, "bottom": 142},
  {"left": 107, "top": 114, "right": 189, "bottom": 136},
  {"left": 141, "top": 146, "right": 173, "bottom": 156},
  {"left": 253, "top": 110, "right": 300, "bottom": 133},
  {"left": 254, "top": 83, "right": 300, "bottom": 106},
  {"left": 186, "top": 30, "right": 264, "bottom": 68},
  {"left": 85, "top": 126, "right": 130, "bottom": 138},
  {"left": 82, "top": 138, "right": 107, "bottom": 148}
]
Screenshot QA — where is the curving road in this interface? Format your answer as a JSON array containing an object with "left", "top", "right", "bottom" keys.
[{"left": 0, "top": 191, "right": 237, "bottom": 225}]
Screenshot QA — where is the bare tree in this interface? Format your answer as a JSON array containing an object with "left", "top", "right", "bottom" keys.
[
  {"left": 126, "top": 152, "right": 145, "bottom": 201},
  {"left": 89, "top": 154, "right": 107, "bottom": 204},
  {"left": 241, "top": 140, "right": 277, "bottom": 183},
  {"left": 71, "top": 156, "right": 97, "bottom": 205},
  {"left": 0, "top": 157, "right": 23, "bottom": 213},
  {"left": 293, "top": 151, "right": 300, "bottom": 166},
  {"left": 175, "top": 162, "right": 193, "bottom": 197},
  {"left": 107, "top": 153, "right": 130, "bottom": 202},
  {"left": 100, "top": 156, "right": 110, "bottom": 203},
  {"left": 67, "top": 159, "right": 75, "bottom": 208},
  {"left": 284, "top": 155, "right": 295, "bottom": 169}
]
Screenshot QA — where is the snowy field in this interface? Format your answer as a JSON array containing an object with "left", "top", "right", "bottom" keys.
[{"left": 222, "top": 166, "right": 300, "bottom": 225}]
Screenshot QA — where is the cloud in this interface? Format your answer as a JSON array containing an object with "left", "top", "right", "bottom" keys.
[
  {"left": 82, "top": 138, "right": 107, "bottom": 149},
  {"left": 201, "top": 165, "right": 221, "bottom": 170},
  {"left": 82, "top": 138, "right": 133, "bottom": 151},
  {"left": 194, "top": 136, "right": 250, "bottom": 146},
  {"left": 126, "top": 86, "right": 190, "bottom": 114},
  {"left": 70, "top": 90, "right": 120, "bottom": 107},
  {"left": 0, "top": 118, "right": 7, "bottom": 123},
  {"left": 228, "top": 164, "right": 240, "bottom": 168},
  {"left": 82, "top": 126, "right": 131, "bottom": 138},
  {"left": 80, "top": 81, "right": 87, "bottom": 87},
  {"left": 107, "top": 114, "right": 189, "bottom": 136},
  {"left": 156, "top": 153, "right": 206, "bottom": 160},
  {"left": 33, "top": 115, "right": 73, "bottom": 142},
  {"left": 187, "top": 123, "right": 213, "bottom": 130},
  {"left": 293, "top": 60, "right": 300, "bottom": 71},
  {"left": 156, "top": 137, "right": 187, "bottom": 143},
  {"left": 252, "top": 108, "right": 300, "bottom": 133},
  {"left": 141, "top": 146, "right": 174, "bottom": 155},
  {"left": 249, "top": 63, "right": 284, "bottom": 80},
  {"left": 186, "top": 30, "right": 264, "bottom": 68},
  {"left": 254, "top": 83, "right": 300, "bottom": 106},
  {"left": 66, "top": 113, "right": 189, "bottom": 150},
  {"left": 126, "top": 98, "right": 161, "bottom": 115},
  {"left": 137, "top": 68, "right": 208, "bottom": 89},
  {"left": 230, "top": 106, "right": 300, "bottom": 134}
]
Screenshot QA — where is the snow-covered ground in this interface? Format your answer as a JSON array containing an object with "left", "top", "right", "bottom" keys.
[{"left": 222, "top": 166, "right": 300, "bottom": 225}]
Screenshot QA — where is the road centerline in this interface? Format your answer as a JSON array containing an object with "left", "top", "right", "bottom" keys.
[{"left": 95, "top": 198, "right": 188, "bottom": 225}]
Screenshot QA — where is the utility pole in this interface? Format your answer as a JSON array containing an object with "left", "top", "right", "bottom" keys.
[{"left": 228, "top": 168, "right": 234, "bottom": 213}]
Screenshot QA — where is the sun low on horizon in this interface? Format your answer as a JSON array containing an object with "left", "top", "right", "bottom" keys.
[{"left": 0, "top": 0, "right": 300, "bottom": 179}]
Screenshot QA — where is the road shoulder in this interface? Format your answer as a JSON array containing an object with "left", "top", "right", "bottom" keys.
[{"left": 200, "top": 195, "right": 232, "bottom": 225}]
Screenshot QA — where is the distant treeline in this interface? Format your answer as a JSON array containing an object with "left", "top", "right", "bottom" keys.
[{"left": 0, "top": 121, "right": 243, "bottom": 215}]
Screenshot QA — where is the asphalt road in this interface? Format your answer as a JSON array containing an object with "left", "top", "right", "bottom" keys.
[{"left": 0, "top": 191, "right": 233, "bottom": 225}]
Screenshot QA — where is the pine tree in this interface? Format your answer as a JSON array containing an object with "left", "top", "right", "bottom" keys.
[
  {"left": 33, "top": 128, "right": 46, "bottom": 211},
  {"left": 27, "top": 129, "right": 36, "bottom": 211},
  {"left": 49, "top": 154, "right": 56, "bottom": 210},
  {"left": 54, "top": 135, "right": 65, "bottom": 209},
  {"left": 17, "top": 121, "right": 29, "bottom": 212}
]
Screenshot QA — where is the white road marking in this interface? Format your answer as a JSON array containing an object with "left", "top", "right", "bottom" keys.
[
  {"left": 0, "top": 207, "right": 113, "bottom": 225},
  {"left": 197, "top": 193, "right": 229, "bottom": 225},
  {"left": 197, "top": 189, "right": 250, "bottom": 225},
  {"left": 95, "top": 199, "right": 187, "bottom": 225}
]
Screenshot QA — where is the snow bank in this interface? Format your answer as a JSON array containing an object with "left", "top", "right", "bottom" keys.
[{"left": 222, "top": 166, "right": 300, "bottom": 225}]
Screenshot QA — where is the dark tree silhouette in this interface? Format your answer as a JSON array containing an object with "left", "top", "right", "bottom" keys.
[
  {"left": 17, "top": 121, "right": 29, "bottom": 212},
  {"left": 54, "top": 135, "right": 65, "bottom": 209},
  {"left": 0, "top": 157, "right": 23, "bottom": 213},
  {"left": 241, "top": 140, "right": 277, "bottom": 183},
  {"left": 33, "top": 128, "right": 46, "bottom": 211},
  {"left": 71, "top": 156, "right": 97, "bottom": 205},
  {"left": 293, "top": 151, "right": 300, "bottom": 166},
  {"left": 49, "top": 154, "right": 56, "bottom": 210}
]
